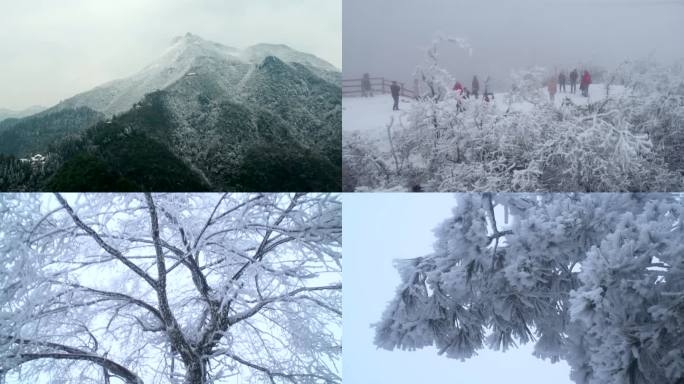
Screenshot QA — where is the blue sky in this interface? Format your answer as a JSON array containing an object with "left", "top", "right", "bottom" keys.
[{"left": 343, "top": 193, "right": 573, "bottom": 384}]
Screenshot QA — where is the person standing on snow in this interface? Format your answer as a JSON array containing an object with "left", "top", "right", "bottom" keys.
[
  {"left": 390, "top": 81, "right": 401, "bottom": 111},
  {"left": 361, "top": 73, "right": 373, "bottom": 97},
  {"left": 569, "top": 69, "right": 578, "bottom": 94},
  {"left": 558, "top": 71, "right": 567, "bottom": 92},
  {"left": 580, "top": 70, "right": 591, "bottom": 97},
  {"left": 453, "top": 81, "right": 465, "bottom": 111},
  {"left": 471, "top": 76, "right": 480, "bottom": 99},
  {"left": 548, "top": 76, "right": 558, "bottom": 103},
  {"left": 484, "top": 76, "right": 494, "bottom": 100}
]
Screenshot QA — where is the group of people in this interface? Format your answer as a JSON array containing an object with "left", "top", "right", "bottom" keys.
[
  {"left": 453, "top": 75, "right": 495, "bottom": 102},
  {"left": 363, "top": 68, "right": 593, "bottom": 111},
  {"left": 548, "top": 69, "right": 592, "bottom": 102},
  {"left": 362, "top": 72, "right": 499, "bottom": 111}
]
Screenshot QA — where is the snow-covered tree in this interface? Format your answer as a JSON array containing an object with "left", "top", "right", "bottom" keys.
[
  {"left": 342, "top": 40, "right": 684, "bottom": 192},
  {"left": 0, "top": 193, "right": 341, "bottom": 384},
  {"left": 375, "top": 193, "right": 684, "bottom": 384}
]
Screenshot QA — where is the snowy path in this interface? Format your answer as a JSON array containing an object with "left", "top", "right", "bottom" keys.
[
  {"left": 343, "top": 95, "right": 413, "bottom": 151},
  {"left": 343, "top": 84, "right": 626, "bottom": 147}
]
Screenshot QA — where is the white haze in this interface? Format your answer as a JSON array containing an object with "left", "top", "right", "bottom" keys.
[
  {"left": 343, "top": 0, "right": 684, "bottom": 90},
  {"left": 0, "top": 0, "right": 341, "bottom": 110}
]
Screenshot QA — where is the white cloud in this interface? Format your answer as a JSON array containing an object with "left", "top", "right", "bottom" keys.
[{"left": 0, "top": 0, "right": 341, "bottom": 110}]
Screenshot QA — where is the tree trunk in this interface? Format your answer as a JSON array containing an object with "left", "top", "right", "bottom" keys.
[{"left": 183, "top": 360, "right": 205, "bottom": 384}]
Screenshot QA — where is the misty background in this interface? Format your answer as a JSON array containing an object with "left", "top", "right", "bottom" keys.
[
  {"left": 0, "top": 0, "right": 341, "bottom": 111},
  {"left": 343, "top": 0, "right": 684, "bottom": 91}
]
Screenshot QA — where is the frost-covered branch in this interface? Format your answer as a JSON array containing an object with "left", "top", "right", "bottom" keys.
[
  {"left": 1, "top": 193, "right": 341, "bottom": 384},
  {"left": 375, "top": 193, "right": 684, "bottom": 383},
  {"left": 54, "top": 193, "right": 158, "bottom": 288},
  {"left": 1, "top": 336, "right": 143, "bottom": 384},
  {"left": 228, "top": 283, "right": 342, "bottom": 324}
]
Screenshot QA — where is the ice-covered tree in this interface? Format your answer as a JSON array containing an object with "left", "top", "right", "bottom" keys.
[
  {"left": 611, "top": 59, "right": 684, "bottom": 173},
  {"left": 342, "top": 39, "right": 684, "bottom": 192},
  {"left": 0, "top": 193, "right": 341, "bottom": 384},
  {"left": 375, "top": 193, "right": 684, "bottom": 384}
]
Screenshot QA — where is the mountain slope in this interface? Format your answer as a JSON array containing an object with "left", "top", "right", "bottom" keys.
[
  {"left": 0, "top": 107, "right": 104, "bottom": 157},
  {"left": 48, "top": 119, "right": 210, "bottom": 191},
  {"left": 52, "top": 33, "right": 339, "bottom": 117},
  {"left": 55, "top": 79, "right": 340, "bottom": 191},
  {"left": 0, "top": 33, "right": 341, "bottom": 191}
]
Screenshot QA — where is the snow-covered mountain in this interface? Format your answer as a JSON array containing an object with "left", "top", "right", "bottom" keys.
[
  {"left": 0, "top": 33, "right": 342, "bottom": 191},
  {"left": 53, "top": 33, "right": 339, "bottom": 116}
]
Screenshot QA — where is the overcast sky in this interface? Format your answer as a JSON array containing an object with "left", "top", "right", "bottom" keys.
[
  {"left": 0, "top": 0, "right": 341, "bottom": 110},
  {"left": 343, "top": 193, "right": 573, "bottom": 384},
  {"left": 343, "top": 0, "right": 684, "bottom": 89}
]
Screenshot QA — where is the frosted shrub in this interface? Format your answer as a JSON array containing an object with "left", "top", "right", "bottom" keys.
[{"left": 342, "top": 43, "right": 684, "bottom": 191}]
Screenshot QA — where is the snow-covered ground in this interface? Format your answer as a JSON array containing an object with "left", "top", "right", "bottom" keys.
[
  {"left": 343, "top": 95, "right": 414, "bottom": 151},
  {"left": 343, "top": 83, "right": 626, "bottom": 145}
]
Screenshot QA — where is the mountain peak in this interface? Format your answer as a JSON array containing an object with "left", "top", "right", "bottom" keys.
[
  {"left": 53, "top": 34, "right": 339, "bottom": 116},
  {"left": 243, "top": 43, "right": 338, "bottom": 72},
  {"left": 171, "top": 32, "right": 205, "bottom": 45},
  {"left": 160, "top": 33, "right": 240, "bottom": 69},
  {"left": 258, "top": 55, "right": 288, "bottom": 71}
]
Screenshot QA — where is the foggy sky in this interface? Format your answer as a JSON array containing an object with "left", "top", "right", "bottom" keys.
[
  {"left": 0, "top": 0, "right": 341, "bottom": 110},
  {"left": 343, "top": 0, "right": 684, "bottom": 90}
]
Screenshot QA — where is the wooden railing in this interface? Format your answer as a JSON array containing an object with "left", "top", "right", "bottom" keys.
[{"left": 342, "top": 76, "right": 415, "bottom": 98}]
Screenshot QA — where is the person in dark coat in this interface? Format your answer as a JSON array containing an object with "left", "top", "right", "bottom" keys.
[
  {"left": 453, "top": 81, "right": 463, "bottom": 93},
  {"left": 484, "top": 76, "right": 494, "bottom": 100},
  {"left": 580, "top": 70, "right": 591, "bottom": 97},
  {"left": 558, "top": 71, "right": 567, "bottom": 93},
  {"left": 471, "top": 76, "right": 480, "bottom": 99},
  {"left": 361, "top": 73, "right": 373, "bottom": 97},
  {"left": 569, "top": 69, "right": 578, "bottom": 94},
  {"left": 390, "top": 81, "right": 401, "bottom": 110}
]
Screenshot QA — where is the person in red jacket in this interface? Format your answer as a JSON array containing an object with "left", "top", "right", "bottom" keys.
[
  {"left": 453, "top": 81, "right": 464, "bottom": 111},
  {"left": 580, "top": 70, "right": 591, "bottom": 97}
]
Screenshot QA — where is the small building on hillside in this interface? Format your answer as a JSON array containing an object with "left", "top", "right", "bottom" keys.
[{"left": 31, "top": 154, "right": 46, "bottom": 163}]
